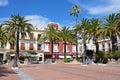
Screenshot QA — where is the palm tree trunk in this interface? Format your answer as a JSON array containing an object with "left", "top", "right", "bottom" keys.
[
  {"left": 95, "top": 42, "right": 99, "bottom": 54},
  {"left": 84, "top": 43, "right": 87, "bottom": 52},
  {"left": 111, "top": 35, "right": 118, "bottom": 52},
  {"left": 114, "top": 35, "right": 118, "bottom": 50},
  {"left": 13, "top": 28, "right": 19, "bottom": 67},
  {"left": 64, "top": 42, "right": 66, "bottom": 59},
  {"left": 50, "top": 39, "right": 53, "bottom": 58},
  {"left": 82, "top": 42, "right": 87, "bottom": 64},
  {"left": 75, "top": 16, "right": 78, "bottom": 59},
  {"left": 1, "top": 44, "right": 4, "bottom": 48},
  {"left": 76, "top": 17, "right": 78, "bottom": 24},
  {"left": 83, "top": 36, "right": 87, "bottom": 52},
  {"left": 75, "top": 32, "right": 78, "bottom": 59}
]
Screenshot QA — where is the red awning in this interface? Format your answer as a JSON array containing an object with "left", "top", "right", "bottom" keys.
[{"left": 44, "top": 52, "right": 52, "bottom": 55}]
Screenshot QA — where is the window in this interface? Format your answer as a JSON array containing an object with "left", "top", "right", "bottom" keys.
[
  {"left": 37, "top": 44, "right": 41, "bottom": 50},
  {"left": 10, "top": 44, "right": 14, "bottom": 49},
  {"left": 21, "top": 43, "right": 25, "bottom": 50},
  {"left": 54, "top": 44, "right": 58, "bottom": 52},
  {"left": 37, "top": 34, "right": 41, "bottom": 40},
  {"left": 29, "top": 44, "right": 33, "bottom": 50},
  {"left": 0, "top": 54, "right": 3, "bottom": 61},
  {"left": 21, "top": 34, "right": 25, "bottom": 39},
  {"left": 30, "top": 33, "right": 34, "bottom": 40}
]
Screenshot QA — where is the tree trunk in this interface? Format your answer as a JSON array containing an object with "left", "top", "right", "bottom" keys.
[
  {"left": 83, "top": 41, "right": 87, "bottom": 52},
  {"left": 114, "top": 35, "right": 118, "bottom": 50},
  {"left": 95, "top": 42, "right": 99, "bottom": 54},
  {"left": 75, "top": 16, "right": 78, "bottom": 59},
  {"left": 84, "top": 43, "right": 87, "bottom": 53},
  {"left": 64, "top": 42, "right": 66, "bottom": 59},
  {"left": 76, "top": 17, "right": 78, "bottom": 24},
  {"left": 75, "top": 32, "right": 78, "bottom": 59},
  {"left": 50, "top": 39, "right": 53, "bottom": 58},
  {"left": 13, "top": 28, "right": 19, "bottom": 67},
  {"left": 111, "top": 35, "right": 118, "bottom": 52}
]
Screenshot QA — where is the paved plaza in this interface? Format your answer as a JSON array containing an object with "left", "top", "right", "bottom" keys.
[
  {"left": 0, "top": 64, "right": 21, "bottom": 80},
  {"left": 0, "top": 64, "right": 120, "bottom": 80}
]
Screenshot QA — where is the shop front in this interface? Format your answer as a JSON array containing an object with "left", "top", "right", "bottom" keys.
[{"left": 19, "top": 52, "right": 44, "bottom": 64}]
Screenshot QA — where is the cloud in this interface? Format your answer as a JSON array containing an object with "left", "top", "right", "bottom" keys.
[
  {"left": 0, "top": 0, "right": 8, "bottom": 6},
  {"left": 25, "top": 15, "right": 51, "bottom": 30},
  {"left": 0, "top": 17, "right": 8, "bottom": 24},
  {"left": 84, "top": 0, "right": 120, "bottom": 15},
  {"left": 83, "top": 0, "right": 120, "bottom": 15},
  {"left": 68, "top": 0, "right": 120, "bottom": 15},
  {"left": 0, "top": 15, "right": 62, "bottom": 30}
]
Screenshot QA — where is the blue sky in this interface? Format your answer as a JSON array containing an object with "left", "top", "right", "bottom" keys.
[{"left": 0, "top": 0, "right": 120, "bottom": 29}]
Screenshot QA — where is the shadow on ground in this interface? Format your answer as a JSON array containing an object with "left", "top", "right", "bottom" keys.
[{"left": 0, "top": 64, "right": 17, "bottom": 77}]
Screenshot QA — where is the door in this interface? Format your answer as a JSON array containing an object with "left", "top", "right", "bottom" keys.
[{"left": 0, "top": 54, "right": 3, "bottom": 62}]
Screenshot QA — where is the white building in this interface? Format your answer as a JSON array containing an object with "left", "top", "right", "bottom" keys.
[{"left": 78, "top": 37, "right": 120, "bottom": 55}]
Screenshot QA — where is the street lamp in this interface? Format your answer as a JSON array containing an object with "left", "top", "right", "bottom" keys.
[{"left": 12, "top": 20, "right": 19, "bottom": 68}]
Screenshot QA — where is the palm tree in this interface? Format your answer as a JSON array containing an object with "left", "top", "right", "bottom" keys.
[
  {"left": 70, "top": 4, "right": 81, "bottom": 58},
  {"left": 58, "top": 26, "right": 75, "bottom": 59},
  {"left": 103, "top": 13, "right": 120, "bottom": 52},
  {"left": 117, "top": 12, "right": 120, "bottom": 32},
  {"left": 0, "top": 25, "right": 8, "bottom": 48},
  {"left": 0, "top": 25, "right": 15, "bottom": 48},
  {"left": 40, "top": 25, "right": 58, "bottom": 58},
  {"left": 4, "top": 14, "right": 33, "bottom": 67},
  {"left": 89, "top": 18, "right": 102, "bottom": 54},
  {"left": 74, "top": 18, "right": 90, "bottom": 53},
  {"left": 70, "top": 5, "right": 81, "bottom": 24}
]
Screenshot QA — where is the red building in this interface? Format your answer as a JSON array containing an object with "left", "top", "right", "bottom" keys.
[{"left": 43, "top": 23, "right": 76, "bottom": 59}]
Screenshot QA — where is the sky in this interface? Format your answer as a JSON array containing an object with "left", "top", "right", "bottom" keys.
[{"left": 0, "top": 0, "right": 120, "bottom": 30}]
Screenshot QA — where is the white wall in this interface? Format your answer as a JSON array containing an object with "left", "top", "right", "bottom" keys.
[
  {"left": 44, "top": 43, "right": 49, "bottom": 52},
  {"left": 99, "top": 43, "right": 102, "bottom": 50},
  {"left": 53, "top": 44, "right": 58, "bottom": 52},
  {"left": 72, "top": 45, "right": 76, "bottom": 53},
  {"left": 105, "top": 42, "right": 108, "bottom": 51}
]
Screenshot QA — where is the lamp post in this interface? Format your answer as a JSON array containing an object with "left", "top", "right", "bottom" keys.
[{"left": 13, "top": 20, "right": 19, "bottom": 68}]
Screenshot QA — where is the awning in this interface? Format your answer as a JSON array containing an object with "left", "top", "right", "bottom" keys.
[
  {"left": 44, "top": 52, "right": 52, "bottom": 55},
  {"left": 19, "top": 52, "right": 28, "bottom": 56},
  {"left": 19, "top": 52, "right": 37, "bottom": 57},
  {"left": 59, "top": 56, "right": 72, "bottom": 58},
  {"left": 10, "top": 54, "right": 15, "bottom": 56}
]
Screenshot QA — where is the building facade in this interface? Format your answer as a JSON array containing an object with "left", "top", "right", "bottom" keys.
[
  {"left": 1, "top": 22, "right": 120, "bottom": 62},
  {"left": 0, "top": 23, "right": 78, "bottom": 62},
  {"left": 41, "top": 23, "right": 77, "bottom": 59},
  {"left": 78, "top": 38, "right": 120, "bottom": 54}
]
